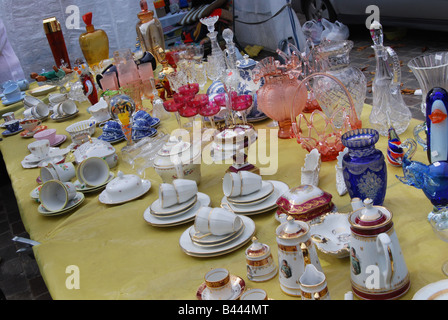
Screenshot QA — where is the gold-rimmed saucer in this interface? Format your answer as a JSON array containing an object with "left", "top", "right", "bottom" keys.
[
  {"left": 179, "top": 215, "right": 255, "bottom": 258},
  {"left": 196, "top": 275, "right": 246, "bottom": 300},
  {"left": 150, "top": 195, "right": 197, "bottom": 217},
  {"left": 189, "top": 221, "right": 245, "bottom": 247}
]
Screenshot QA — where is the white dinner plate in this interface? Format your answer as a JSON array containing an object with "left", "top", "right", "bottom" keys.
[
  {"left": 413, "top": 279, "right": 448, "bottom": 300},
  {"left": 179, "top": 215, "right": 255, "bottom": 257},
  {"left": 220, "top": 180, "right": 289, "bottom": 215},
  {"left": 143, "top": 192, "right": 210, "bottom": 227}
]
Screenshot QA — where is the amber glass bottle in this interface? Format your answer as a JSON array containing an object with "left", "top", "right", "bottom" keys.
[{"left": 79, "top": 12, "right": 109, "bottom": 67}]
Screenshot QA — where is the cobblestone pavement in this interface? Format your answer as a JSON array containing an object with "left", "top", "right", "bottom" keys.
[{"left": 1, "top": 15, "right": 448, "bottom": 300}]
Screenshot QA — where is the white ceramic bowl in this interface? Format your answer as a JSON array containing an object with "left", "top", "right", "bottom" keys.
[{"left": 66, "top": 119, "right": 97, "bottom": 144}]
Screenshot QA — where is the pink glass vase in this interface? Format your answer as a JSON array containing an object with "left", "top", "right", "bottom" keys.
[{"left": 257, "top": 74, "right": 306, "bottom": 139}]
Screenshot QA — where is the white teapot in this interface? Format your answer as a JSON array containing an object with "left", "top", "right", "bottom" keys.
[
  {"left": 153, "top": 136, "right": 201, "bottom": 184},
  {"left": 276, "top": 215, "right": 322, "bottom": 297},
  {"left": 348, "top": 199, "right": 410, "bottom": 300}
]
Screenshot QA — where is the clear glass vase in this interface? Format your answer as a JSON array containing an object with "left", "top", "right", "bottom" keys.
[{"left": 313, "top": 40, "right": 366, "bottom": 121}]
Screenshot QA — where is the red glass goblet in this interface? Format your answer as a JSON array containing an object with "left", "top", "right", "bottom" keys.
[{"left": 163, "top": 99, "right": 183, "bottom": 129}]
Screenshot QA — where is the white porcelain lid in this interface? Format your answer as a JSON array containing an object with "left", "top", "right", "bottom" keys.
[
  {"left": 105, "top": 171, "right": 144, "bottom": 200},
  {"left": 154, "top": 137, "right": 200, "bottom": 167},
  {"left": 282, "top": 185, "right": 324, "bottom": 205},
  {"left": 74, "top": 138, "right": 115, "bottom": 162},
  {"left": 245, "top": 236, "right": 270, "bottom": 258},
  {"left": 276, "top": 216, "right": 308, "bottom": 239}
]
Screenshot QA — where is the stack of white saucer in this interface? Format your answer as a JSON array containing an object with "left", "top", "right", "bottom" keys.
[
  {"left": 220, "top": 171, "right": 289, "bottom": 215},
  {"left": 144, "top": 179, "right": 210, "bottom": 227}
]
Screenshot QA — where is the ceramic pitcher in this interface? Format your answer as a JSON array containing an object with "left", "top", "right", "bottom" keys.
[
  {"left": 348, "top": 199, "right": 410, "bottom": 300},
  {"left": 276, "top": 215, "right": 322, "bottom": 297}
]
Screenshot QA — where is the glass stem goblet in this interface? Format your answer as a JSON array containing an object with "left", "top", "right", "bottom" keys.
[{"left": 430, "top": 211, "right": 448, "bottom": 277}]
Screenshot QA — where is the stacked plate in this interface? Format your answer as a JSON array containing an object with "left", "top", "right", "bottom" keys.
[
  {"left": 220, "top": 180, "right": 289, "bottom": 215},
  {"left": 144, "top": 192, "right": 210, "bottom": 227},
  {"left": 179, "top": 215, "right": 256, "bottom": 257}
]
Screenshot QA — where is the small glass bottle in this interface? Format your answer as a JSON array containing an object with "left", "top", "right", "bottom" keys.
[
  {"left": 136, "top": 0, "right": 165, "bottom": 63},
  {"left": 43, "top": 17, "right": 71, "bottom": 68},
  {"left": 79, "top": 12, "right": 110, "bottom": 68}
]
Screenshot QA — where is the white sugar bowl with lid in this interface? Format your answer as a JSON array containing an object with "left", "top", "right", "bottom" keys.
[
  {"left": 153, "top": 136, "right": 201, "bottom": 184},
  {"left": 99, "top": 171, "right": 151, "bottom": 204},
  {"left": 276, "top": 216, "right": 323, "bottom": 297},
  {"left": 245, "top": 237, "right": 277, "bottom": 282}
]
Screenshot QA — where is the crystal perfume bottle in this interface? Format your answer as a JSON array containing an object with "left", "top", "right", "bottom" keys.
[
  {"left": 79, "top": 12, "right": 109, "bottom": 67},
  {"left": 136, "top": 0, "right": 165, "bottom": 63}
]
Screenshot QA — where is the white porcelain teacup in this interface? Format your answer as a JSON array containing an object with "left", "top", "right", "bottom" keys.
[
  {"left": 223, "top": 171, "right": 262, "bottom": 198},
  {"left": 57, "top": 100, "right": 78, "bottom": 116},
  {"left": 240, "top": 288, "right": 268, "bottom": 300},
  {"left": 173, "top": 179, "right": 198, "bottom": 203},
  {"left": 23, "top": 95, "right": 42, "bottom": 109},
  {"left": 47, "top": 162, "right": 76, "bottom": 182},
  {"left": 159, "top": 183, "right": 178, "bottom": 208},
  {"left": 40, "top": 165, "right": 59, "bottom": 183},
  {"left": 204, "top": 268, "right": 233, "bottom": 300},
  {"left": 195, "top": 207, "right": 242, "bottom": 236},
  {"left": 25, "top": 102, "right": 49, "bottom": 119},
  {"left": 78, "top": 157, "right": 110, "bottom": 187},
  {"left": 28, "top": 139, "right": 50, "bottom": 159},
  {"left": 39, "top": 180, "right": 77, "bottom": 212}
]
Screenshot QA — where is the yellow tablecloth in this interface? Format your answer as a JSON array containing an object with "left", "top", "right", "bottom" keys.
[{"left": 0, "top": 87, "right": 444, "bottom": 300}]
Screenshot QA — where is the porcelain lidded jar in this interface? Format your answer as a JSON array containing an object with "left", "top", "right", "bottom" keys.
[
  {"left": 153, "top": 136, "right": 201, "bottom": 184},
  {"left": 276, "top": 216, "right": 322, "bottom": 297},
  {"left": 348, "top": 199, "right": 410, "bottom": 300},
  {"left": 245, "top": 237, "right": 277, "bottom": 282},
  {"left": 276, "top": 185, "right": 335, "bottom": 224}
]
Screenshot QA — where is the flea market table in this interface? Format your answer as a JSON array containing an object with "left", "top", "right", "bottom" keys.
[{"left": 0, "top": 84, "right": 444, "bottom": 300}]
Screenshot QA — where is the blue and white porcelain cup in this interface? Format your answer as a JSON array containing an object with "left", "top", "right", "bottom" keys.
[{"left": 4, "top": 120, "right": 20, "bottom": 132}]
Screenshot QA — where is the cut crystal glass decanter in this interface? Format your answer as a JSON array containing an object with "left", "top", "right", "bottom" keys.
[{"left": 369, "top": 20, "right": 411, "bottom": 136}]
